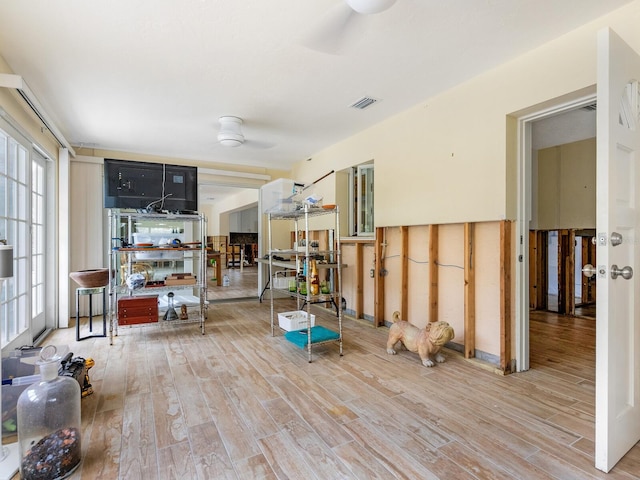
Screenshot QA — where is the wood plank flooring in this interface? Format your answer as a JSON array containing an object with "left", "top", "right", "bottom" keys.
[
  {"left": 207, "top": 265, "right": 258, "bottom": 302},
  {"left": 10, "top": 304, "right": 640, "bottom": 479}
]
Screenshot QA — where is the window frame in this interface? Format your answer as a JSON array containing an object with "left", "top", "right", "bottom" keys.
[
  {"left": 0, "top": 121, "right": 53, "bottom": 350},
  {"left": 349, "top": 162, "right": 374, "bottom": 237}
]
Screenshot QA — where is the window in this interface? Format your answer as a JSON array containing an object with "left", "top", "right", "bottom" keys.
[
  {"left": 0, "top": 125, "right": 49, "bottom": 347},
  {"left": 350, "top": 162, "right": 374, "bottom": 236}
]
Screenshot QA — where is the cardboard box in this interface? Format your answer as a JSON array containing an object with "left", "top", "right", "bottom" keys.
[
  {"left": 278, "top": 310, "right": 316, "bottom": 331},
  {"left": 164, "top": 273, "right": 197, "bottom": 286}
]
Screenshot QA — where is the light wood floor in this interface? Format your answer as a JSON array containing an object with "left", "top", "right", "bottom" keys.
[
  {"left": 12, "top": 304, "right": 640, "bottom": 479},
  {"left": 207, "top": 265, "right": 259, "bottom": 302}
]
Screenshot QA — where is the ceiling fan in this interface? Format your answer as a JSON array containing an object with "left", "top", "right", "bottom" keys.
[
  {"left": 345, "top": 0, "right": 397, "bottom": 15},
  {"left": 303, "top": 0, "right": 398, "bottom": 54},
  {"left": 217, "top": 116, "right": 274, "bottom": 149},
  {"left": 217, "top": 116, "right": 245, "bottom": 147}
]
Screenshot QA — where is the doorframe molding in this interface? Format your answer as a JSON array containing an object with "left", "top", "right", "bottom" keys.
[{"left": 514, "top": 90, "right": 596, "bottom": 372}]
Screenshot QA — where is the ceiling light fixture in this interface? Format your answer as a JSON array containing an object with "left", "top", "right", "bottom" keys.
[
  {"left": 218, "top": 116, "right": 245, "bottom": 147},
  {"left": 345, "top": 0, "right": 397, "bottom": 15}
]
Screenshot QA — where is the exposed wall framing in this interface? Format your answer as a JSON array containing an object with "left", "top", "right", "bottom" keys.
[
  {"left": 529, "top": 229, "right": 595, "bottom": 316},
  {"left": 429, "top": 224, "right": 439, "bottom": 323},
  {"left": 355, "top": 242, "right": 364, "bottom": 319},
  {"left": 400, "top": 226, "right": 409, "bottom": 320},
  {"left": 529, "top": 230, "right": 548, "bottom": 310},
  {"left": 500, "top": 220, "right": 512, "bottom": 374},
  {"left": 580, "top": 236, "right": 596, "bottom": 304},
  {"left": 374, "top": 227, "right": 385, "bottom": 327},
  {"left": 464, "top": 223, "right": 476, "bottom": 359},
  {"left": 333, "top": 221, "right": 510, "bottom": 371}
]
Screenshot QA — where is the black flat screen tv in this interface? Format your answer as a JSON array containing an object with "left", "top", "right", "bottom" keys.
[{"left": 103, "top": 159, "right": 198, "bottom": 212}]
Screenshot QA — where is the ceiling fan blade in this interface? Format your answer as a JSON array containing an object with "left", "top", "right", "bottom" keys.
[
  {"left": 244, "top": 139, "right": 275, "bottom": 150},
  {"left": 302, "top": 2, "right": 368, "bottom": 54}
]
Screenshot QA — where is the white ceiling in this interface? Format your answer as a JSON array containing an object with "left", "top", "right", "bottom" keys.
[
  {"left": 532, "top": 105, "right": 597, "bottom": 151},
  {"left": 0, "top": 0, "right": 630, "bottom": 173}
]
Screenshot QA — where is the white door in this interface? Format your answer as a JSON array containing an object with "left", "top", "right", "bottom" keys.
[
  {"left": 595, "top": 27, "right": 640, "bottom": 472},
  {"left": 30, "top": 153, "right": 47, "bottom": 339}
]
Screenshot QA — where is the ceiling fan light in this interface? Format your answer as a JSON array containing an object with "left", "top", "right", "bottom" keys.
[
  {"left": 218, "top": 134, "right": 244, "bottom": 147},
  {"left": 218, "top": 116, "right": 245, "bottom": 147},
  {"left": 345, "top": 0, "right": 397, "bottom": 14}
]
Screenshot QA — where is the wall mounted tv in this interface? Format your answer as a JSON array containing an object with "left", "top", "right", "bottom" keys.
[{"left": 104, "top": 159, "right": 198, "bottom": 212}]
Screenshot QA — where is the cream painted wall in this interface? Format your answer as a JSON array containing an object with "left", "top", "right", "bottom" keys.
[
  {"left": 69, "top": 159, "right": 106, "bottom": 316},
  {"left": 208, "top": 188, "right": 259, "bottom": 237},
  {"left": 292, "top": 2, "right": 640, "bottom": 228},
  {"left": 535, "top": 138, "right": 596, "bottom": 230}
]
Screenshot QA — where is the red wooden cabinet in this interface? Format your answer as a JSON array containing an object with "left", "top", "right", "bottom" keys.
[{"left": 117, "top": 295, "right": 158, "bottom": 325}]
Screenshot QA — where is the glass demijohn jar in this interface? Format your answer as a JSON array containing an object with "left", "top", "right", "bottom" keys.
[{"left": 17, "top": 345, "right": 82, "bottom": 480}]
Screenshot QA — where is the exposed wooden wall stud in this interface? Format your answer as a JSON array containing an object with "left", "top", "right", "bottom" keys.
[
  {"left": 500, "top": 220, "right": 512, "bottom": 374},
  {"left": 428, "top": 224, "right": 438, "bottom": 323},
  {"left": 374, "top": 227, "right": 385, "bottom": 327},
  {"left": 355, "top": 243, "right": 364, "bottom": 320},
  {"left": 464, "top": 223, "right": 475, "bottom": 359},
  {"left": 400, "top": 226, "right": 409, "bottom": 320}
]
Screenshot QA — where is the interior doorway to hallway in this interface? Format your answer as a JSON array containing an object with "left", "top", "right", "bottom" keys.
[
  {"left": 515, "top": 91, "right": 597, "bottom": 372},
  {"left": 199, "top": 183, "right": 261, "bottom": 303}
]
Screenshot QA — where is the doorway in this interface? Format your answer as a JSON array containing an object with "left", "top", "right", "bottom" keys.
[
  {"left": 515, "top": 91, "right": 597, "bottom": 371},
  {"left": 199, "top": 184, "right": 261, "bottom": 302}
]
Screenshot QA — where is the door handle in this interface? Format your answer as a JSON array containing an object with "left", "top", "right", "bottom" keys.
[
  {"left": 611, "top": 264, "right": 633, "bottom": 280},
  {"left": 582, "top": 264, "right": 597, "bottom": 278},
  {"left": 610, "top": 232, "right": 623, "bottom": 246}
]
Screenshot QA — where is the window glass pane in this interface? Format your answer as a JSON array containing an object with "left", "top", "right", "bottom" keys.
[
  {"left": 0, "top": 132, "right": 6, "bottom": 174},
  {"left": 35, "top": 254, "right": 42, "bottom": 284},
  {"left": 0, "top": 178, "right": 5, "bottom": 218},
  {"left": 32, "top": 284, "right": 43, "bottom": 317},
  {"left": 17, "top": 257, "right": 27, "bottom": 295},
  {"left": 18, "top": 183, "right": 27, "bottom": 221},
  {"left": 17, "top": 294, "right": 27, "bottom": 335},
  {"left": 18, "top": 146, "right": 27, "bottom": 183},
  {"left": 34, "top": 162, "right": 43, "bottom": 194},
  {"left": 0, "top": 278, "right": 8, "bottom": 303},
  {"left": 7, "top": 179, "right": 16, "bottom": 218},
  {"left": 17, "top": 221, "right": 27, "bottom": 258},
  {"left": 33, "top": 225, "right": 43, "bottom": 260},
  {"left": 7, "top": 139, "right": 17, "bottom": 179},
  {"left": 356, "top": 164, "right": 374, "bottom": 235}
]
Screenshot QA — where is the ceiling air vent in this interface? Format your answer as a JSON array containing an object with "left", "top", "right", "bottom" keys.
[{"left": 349, "top": 96, "right": 379, "bottom": 110}]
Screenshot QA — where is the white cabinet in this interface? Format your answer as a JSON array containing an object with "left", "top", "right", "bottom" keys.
[
  {"left": 107, "top": 211, "right": 208, "bottom": 344},
  {"left": 230, "top": 207, "right": 258, "bottom": 233},
  {"left": 267, "top": 205, "right": 343, "bottom": 362}
]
